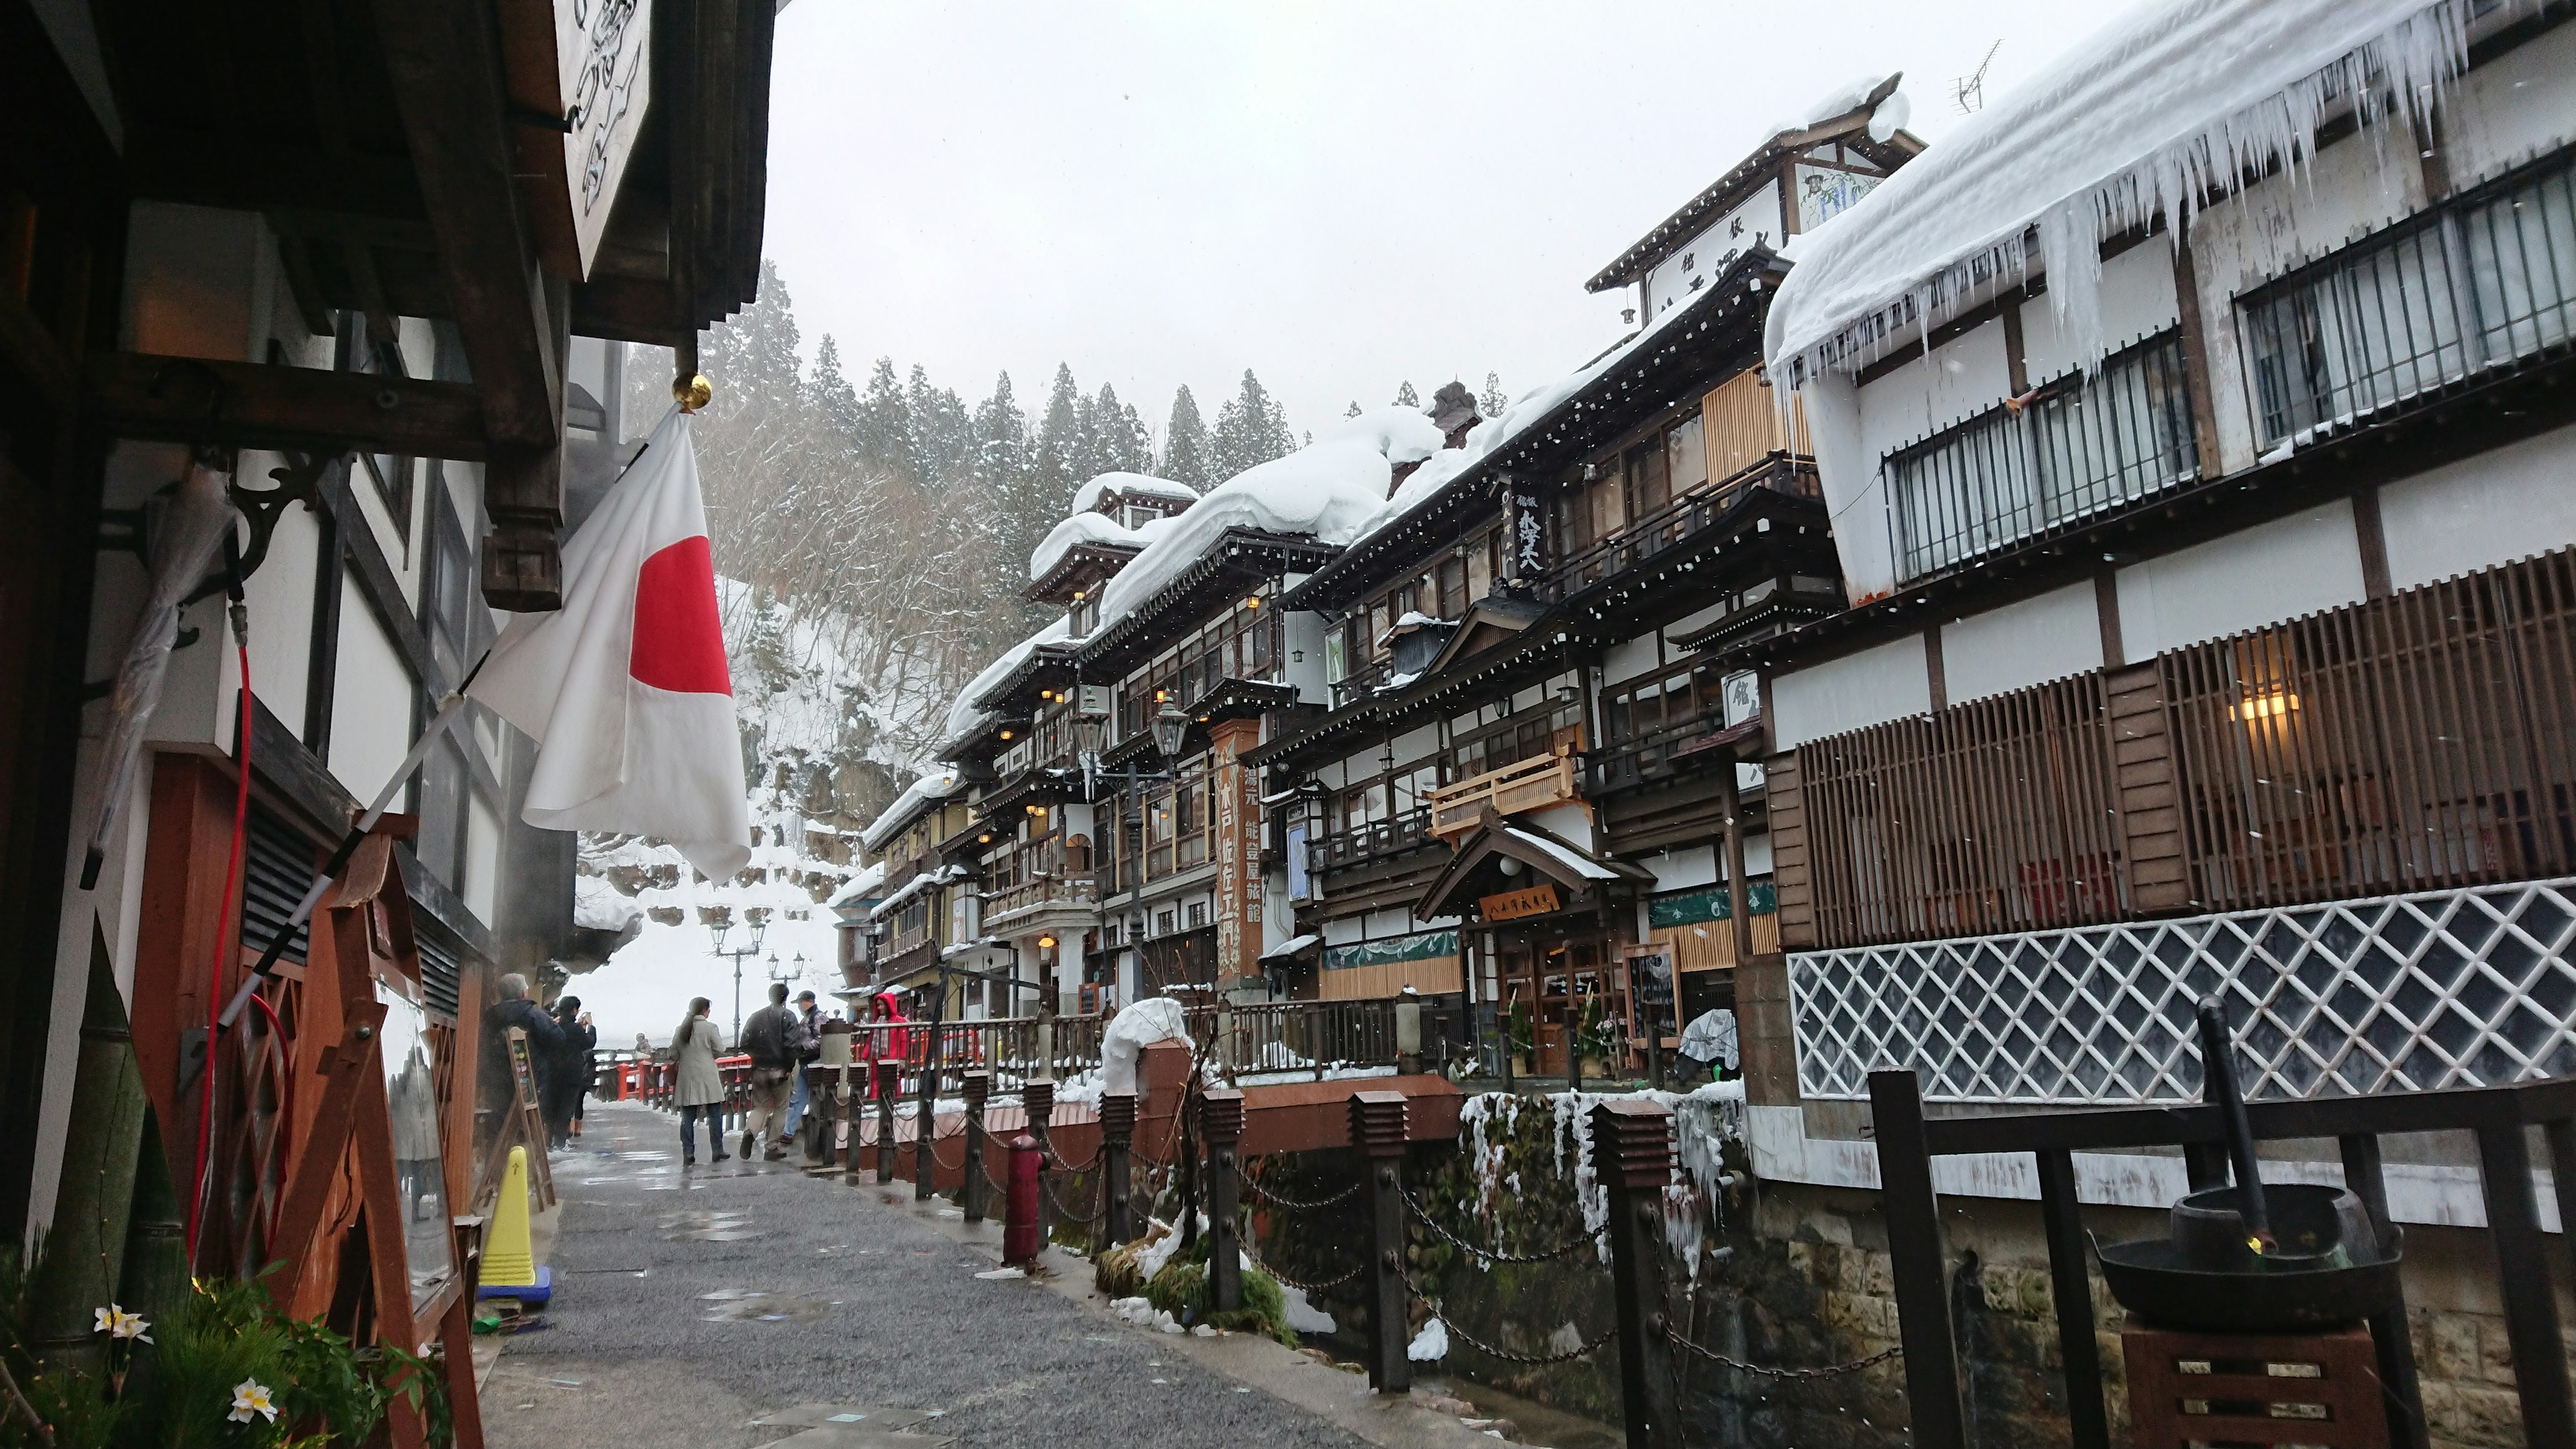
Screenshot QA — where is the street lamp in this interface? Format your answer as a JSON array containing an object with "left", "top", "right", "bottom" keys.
[
  {"left": 706, "top": 906, "right": 769, "bottom": 1042},
  {"left": 1151, "top": 703, "right": 1189, "bottom": 760}
]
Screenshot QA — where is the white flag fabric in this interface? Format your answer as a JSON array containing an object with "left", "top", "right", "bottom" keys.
[{"left": 468, "top": 408, "right": 751, "bottom": 880}]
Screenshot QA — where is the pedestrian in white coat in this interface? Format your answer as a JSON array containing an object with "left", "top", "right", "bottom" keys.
[{"left": 673, "top": 996, "right": 730, "bottom": 1166}]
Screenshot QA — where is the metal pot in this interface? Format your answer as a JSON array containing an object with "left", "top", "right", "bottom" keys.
[{"left": 2169, "top": 1183, "right": 2380, "bottom": 1271}]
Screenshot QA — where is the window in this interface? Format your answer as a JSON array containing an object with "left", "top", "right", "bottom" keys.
[
  {"left": 1156, "top": 910, "right": 1175, "bottom": 936},
  {"left": 1187, "top": 902, "right": 1208, "bottom": 929},
  {"left": 1324, "top": 627, "right": 1350, "bottom": 684},
  {"left": 1625, "top": 439, "right": 1669, "bottom": 519},
  {"left": 1666, "top": 414, "right": 1707, "bottom": 494}
]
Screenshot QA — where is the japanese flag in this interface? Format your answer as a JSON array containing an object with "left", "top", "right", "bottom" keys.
[{"left": 468, "top": 408, "right": 751, "bottom": 881}]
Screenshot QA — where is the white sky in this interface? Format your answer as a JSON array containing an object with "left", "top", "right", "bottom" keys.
[{"left": 761, "top": 0, "right": 2140, "bottom": 441}]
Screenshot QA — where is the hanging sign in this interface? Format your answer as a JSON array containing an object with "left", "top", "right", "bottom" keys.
[
  {"left": 1504, "top": 482, "right": 1547, "bottom": 580},
  {"left": 1479, "top": 883, "right": 1560, "bottom": 921}
]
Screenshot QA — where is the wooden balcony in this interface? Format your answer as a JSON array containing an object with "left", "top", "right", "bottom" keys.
[
  {"left": 1427, "top": 752, "right": 1580, "bottom": 840},
  {"left": 983, "top": 873, "right": 1099, "bottom": 926}
]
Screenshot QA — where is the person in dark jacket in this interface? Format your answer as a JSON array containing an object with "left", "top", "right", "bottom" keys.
[
  {"left": 480, "top": 973, "right": 564, "bottom": 1153},
  {"left": 738, "top": 981, "right": 796, "bottom": 1160},
  {"left": 543, "top": 994, "right": 598, "bottom": 1148}
]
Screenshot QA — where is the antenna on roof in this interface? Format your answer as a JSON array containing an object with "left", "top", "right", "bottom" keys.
[{"left": 1951, "top": 40, "right": 2002, "bottom": 115}]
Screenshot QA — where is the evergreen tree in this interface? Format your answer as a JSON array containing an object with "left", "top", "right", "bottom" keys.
[
  {"left": 857, "top": 356, "right": 912, "bottom": 468},
  {"left": 1344, "top": 400, "right": 1362, "bottom": 417},
  {"left": 1211, "top": 369, "right": 1294, "bottom": 482},
  {"left": 1481, "top": 371, "right": 1509, "bottom": 419},
  {"left": 1034, "top": 362, "right": 1083, "bottom": 504},
  {"left": 1091, "top": 382, "right": 1154, "bottom": 478},
  {"left": 810, "top": 335, "right": 863, "bottom": 442},
  {"left": 1160, "top": 384, "right": 1213, "bottom": 489},
  {"left": 1392, "top": 380, "right": 1419, "bottom": 409}
]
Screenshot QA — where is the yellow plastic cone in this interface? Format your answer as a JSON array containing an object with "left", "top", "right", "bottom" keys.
[{"left": 481, "top": 1146, "right": 538, "bottom": 1289}]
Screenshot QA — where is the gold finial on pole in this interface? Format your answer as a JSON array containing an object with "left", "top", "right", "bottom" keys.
[{"left": 674, "top": 373, "right": 712, "bottom": 412}]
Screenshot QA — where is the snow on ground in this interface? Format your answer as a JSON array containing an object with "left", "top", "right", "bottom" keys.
[{"left": 1766, "top": 0, "right": 2474, "bottom": 384}]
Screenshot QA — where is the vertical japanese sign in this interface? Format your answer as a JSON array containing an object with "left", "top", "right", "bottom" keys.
[
  {"left": 1503, "top": 482, "right": 1547, "bottom": 582},
  {"left": 1209, "top": 719, "right": 1264, "bottom": 982}
]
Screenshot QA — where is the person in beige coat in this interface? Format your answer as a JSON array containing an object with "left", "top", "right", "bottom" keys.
[{"left": 673, "top": 996, "right": 729, "bottom": 1166}]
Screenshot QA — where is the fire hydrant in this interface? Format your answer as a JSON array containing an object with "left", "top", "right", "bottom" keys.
[{"left": 1004, "top": 1132, "right": 1042, "bottom": 1267}]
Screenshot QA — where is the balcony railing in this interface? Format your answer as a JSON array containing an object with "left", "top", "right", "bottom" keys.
[
  {"left": 1542, "top": 454, "right": 1821, "bottom": 600},
  {"left": 983, "top": 873, "right": 1099, "bottom": 923},
  {"left": 1886, "top": 329, "right": 2198, "bottom": 585},
  {"left": 2241, "top": 140, "right": 2576, "bottom": 449},
  {"left": 1589, "top": 710, "right": 1757, "bottom": 796},
  {"left": 1330, "top": 656, "right": 1408, "bottom": 710},
  {"left": 1428, "top": 751, "right": 1580, "bottom": 839},
  {"left": 1309, "top": 808, "right": 1436, "bottom": 873}
]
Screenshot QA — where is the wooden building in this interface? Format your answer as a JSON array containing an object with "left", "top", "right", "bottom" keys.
[{"left": 3, "top": 2, "right": 775, "bottom": 1438}]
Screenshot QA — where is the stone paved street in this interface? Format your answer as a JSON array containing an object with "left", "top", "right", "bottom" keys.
[{"left": 484, "top": 1099, "right": 1500, "bottom": 1449}]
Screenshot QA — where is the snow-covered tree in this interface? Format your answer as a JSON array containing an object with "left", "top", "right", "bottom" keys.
[
  {"left": 1211, "top": 370, "right": 1294, "bottom": 482},
  {"left": 1160, "top": 384, "right": 1213, "bottom": 488},
  {"left": 1392, "top": 380, "right": 1419, "bottom": 409},
  {"left": 1344, "top": 400, "right": 1362, "bottom": 417},
  {"left": 1481, "top": 371, "right": 1509, "bottom": 419}
]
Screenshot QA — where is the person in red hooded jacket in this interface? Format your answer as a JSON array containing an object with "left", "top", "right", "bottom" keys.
[{"left": 861, "top": 989, "right": 909, "bottom": 1098}]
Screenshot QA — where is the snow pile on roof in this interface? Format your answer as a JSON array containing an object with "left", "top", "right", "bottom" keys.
[
  {"left": 1768, "top": 73, "right": 1896, "bottom": 137},
  {"left": 859, "top": 766, "right": 965, "bottom": 853},
  {"left": 941, "top": 615, "right": 1074, "bottom": 749},
  {"left": 574, "top": 873, "right": 643, "bottom": 933},
  {"left": 1507, "top": 826, "right": 1621, "bottom": 881},
  {"left": 869, "top": 863, "right": 967, "bottom": 921},
  {"left": 824, "top": 860, "right": 887, "bottom": 908},
  {"left": 1101, "top": 996, "right": 1191, "bottom": 1095},
  {"left": 1091, "top": 409, "right": 1445, "bottom": 633},
  {"left": 1027, "top": 508, "right": 1177, "bottom": 584},
  {"left": 1071, "top": 472, "right": 1199, "bottom": 515},
  {"left": 1768, "top": 0, "right": 2478, "bottom": 386}
]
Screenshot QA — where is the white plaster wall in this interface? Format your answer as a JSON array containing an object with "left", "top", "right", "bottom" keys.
[
  {"left": 1392, "top": 724, "right": 1440, "bottom": 767},
  {"left": 466, "top": 793, "right": 502, "bottom": 924},
  {"left": 2445, "top": 23, "right": 2576, "bottom": 189},
  {"left": 1601, "top": 633, "right": 1661, "bottom": 685},
  {"left": 2017, "top": 242, "right": 2181, "bottom": 380},
  {"left": 1939, "top": 582, "right": 2103, "bottom": 703},
  {"left": 327, "top": 588, "right": 417, "bottom": 802},
  {"left": 1645, "top": 845, "right": 1719, "bottom": 892},
  {"left": 1771, "top": 633, "right": 1931, "bottom": 748},
  {"left": 239, "top": 454, "right": 319, "bottom": 735},
  {"left": 2379, "top": 425, "right": 2576, "bottom": 589},
  {"left": 2116, "top": 502, "right": 2366, "bottom": 659},
  {"left": 1855, "top": 319, "right": 2012, "bottom": 474},
  {"left": 1522, "top": 802, "right": 1594, "bottom": 852}
]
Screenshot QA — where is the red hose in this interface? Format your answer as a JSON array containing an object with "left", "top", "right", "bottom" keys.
[{"left": 186, "top": 645, "right": 253, "bottom": 1263}]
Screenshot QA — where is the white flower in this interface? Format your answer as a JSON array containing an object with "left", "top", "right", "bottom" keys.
[
  {"left": 228, "top": 1379, "right": 278, "bottom": 1424},
  {"left": 91, "top": 1305, "right": 152, "bottom": 1342}
]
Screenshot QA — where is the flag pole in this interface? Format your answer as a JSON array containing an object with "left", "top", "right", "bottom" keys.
[{"left": 213, "top": 646, "right": 493, "bottom": 1032}]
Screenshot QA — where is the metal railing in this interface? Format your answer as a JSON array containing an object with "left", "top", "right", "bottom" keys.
[
  {"left": 1886, "top": 328, "right": 2198, "bottom": 584},
  {"left": 1307, "top": 808, "right": 1436, "bottom": 873},
  {"left": 2241, "top": 140, "right": 2576, "bottom": 449},
  {"left": 1330, "top": 656, "right": 1406, "bottom": 710},
  {"left": 1588, "top": 709, "right": 1750, "bottom": 796},
  {"left": 983, "top": 873, "right": 1098, "bottom": 922},
  {"left": 1541, "top": 454, "right": 1821, "bottom": 600}
]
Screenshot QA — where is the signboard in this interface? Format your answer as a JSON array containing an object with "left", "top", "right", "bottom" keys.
[
  {"left": 501, "top": 0, "right": 655, "bottom": 279},
  {"left": 1285, "top": 824, "right": 1311, "bottom": 902},
  {"left": 1642, "top": 180, "right": 1779, "bottom": 319},
  {"left": 1504, "top": 483, "right": 1547, "bottom": 581},
  {"left": 1210, "top": 719, "right": 1263, "bottom": 980},
  {"left": 1625, "top": 948, "right": 1677, "bottom": 1046},
  {"left": 1478, "top": 883, "right": 1561, "bottom": 922}
]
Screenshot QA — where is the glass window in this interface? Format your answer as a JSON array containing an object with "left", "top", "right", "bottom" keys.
[{"left": 1668, "top": 415, "right": 1708, "bottom": 493}]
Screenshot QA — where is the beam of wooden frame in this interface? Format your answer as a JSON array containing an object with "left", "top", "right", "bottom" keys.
[
  {"left": 86, "top": 352, "right": 488, "bottom": 461},
  {"left": 122, "top": 128, "right": 428, "bottom": 224}
]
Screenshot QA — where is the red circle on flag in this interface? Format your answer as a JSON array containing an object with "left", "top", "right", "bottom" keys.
[{"left": 629, "top": 535, "right": 732, "bottom": 695}]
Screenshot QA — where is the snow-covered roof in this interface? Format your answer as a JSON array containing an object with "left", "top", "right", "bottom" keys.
[
  {"left": 859, "top": 767, "right": 966, "bottom": 855},
  {"left": 1071, "top": 472, "right": 1199, "bottom": 516},
  {"left": 941, "top": 615, "right": 1074, "bottom": 750},
  {"left": 574, "top": 874, "right": 643, "bottom": 933},
  {"left": 1027, "top": 508, "right": 1177, "bottom": 584},
  {"left": 1767, "top": 0, "right": 2474, "bottom": 386},
  {"left": 1505, "top": 826, "right": 1621, "bottom": 882},
  {"left": 1764, "top": 73, "right": 1906, "bottom": 140},
  {"left": 1087, "top": 408, "right": 1444, "bottom": 638},
  {"left": 868, "top": 863, "right": 967, "bottom": 921},
  {"left": 1259, "top": 933, "right": 1321, "bottom": 963},
  {"left": 825, "top": 861, "right": 888, "bottom": 908}
]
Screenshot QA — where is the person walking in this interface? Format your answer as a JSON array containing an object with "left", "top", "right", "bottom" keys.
[
  {"left": 860, "top": 990, "right": 908, "bottom": 1099},
  {"left": 739, "top": 981, "right": 797, "bottom": 1160},
  {"left": 673, "top": 996, "right": 729, "bottom": 1166},
  {"left": 782, "top": 989, "right": 822, "bottom": 1148}
]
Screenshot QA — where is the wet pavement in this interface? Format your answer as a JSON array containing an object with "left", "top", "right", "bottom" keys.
[{"left": 483, "top": 1099, "right": 1390, "bottom": 1449}]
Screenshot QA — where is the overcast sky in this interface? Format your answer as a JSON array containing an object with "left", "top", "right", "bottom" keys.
[{"left": 761, "top": 1, "right": 2138, "bottom": 444}]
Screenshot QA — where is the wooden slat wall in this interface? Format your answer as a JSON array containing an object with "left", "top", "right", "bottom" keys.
[
  {"left": 1764, "top": 750, "right": 1815, "bottom": 949},
  {"left": 1316, "top": 955, "right": 1463, "bottom": 1002},
  {"left": 1652, "top": 910, "right": 1782, "bottom": 973},
  {"left": 2106, "top": 663, "right": 2191, "bottom": 912},
  {"left": 1702, "top": 370, "right": 1812, "bottom": 482}
]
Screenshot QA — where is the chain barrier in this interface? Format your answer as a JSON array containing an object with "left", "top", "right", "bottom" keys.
[
  {"left": 1401, "top": 1188, "right": 1601, "bottom": 1267},
  {"left": 1241, "top": 1240, "right": 1363, "bottom": 1293},
  {"left": 1044, "top": 1141, "right": 1104, "bottom": 1175},
  {"left": 1409, "top": 1278, "right": 1615, "bottom": 1365},
  {"left": 1663, "top": 1328, "right": 1902, "bottom": 1380},
  {"left": 1044, "top": 1174, "right": 1106, "bottom": 1224},
  {"left": 1236, "top": 1168, "right": 1360, "bottom": 1212}
]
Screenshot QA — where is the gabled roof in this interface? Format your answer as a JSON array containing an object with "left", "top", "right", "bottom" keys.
[
  {"left": 1586, "top": 77, "right": 1921, "bottom": 294},
  {"left": 1423, "top": 592, "right": 1549, "bottom": 679},
  {"left": 1414, "top": 810, "right": 1652, "bottom": 922}
]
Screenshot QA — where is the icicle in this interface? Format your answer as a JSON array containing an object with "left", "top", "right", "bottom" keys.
[{"left": 2035, "top": 197, "right": 2106, "bottom": 374}]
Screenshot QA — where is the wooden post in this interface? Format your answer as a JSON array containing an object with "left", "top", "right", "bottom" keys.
[
  {"left": 1350, "top": 1090, "right": 1410, "bottom": 1394},
  {"left": 2475, "top": 1100, "right": 2575, "bottom": 1449},
  {"left": 1868, "top": 1068, "right": 1969, "bottom": 1449},
  {"left": 961, "top": 1070, "right": 991, "bottom": 1223},
  {"left": 2035, "top": 1148, "right": 2108, "bottom": 1449},
  {"left": 1099, "top": 1090, "right": 1138, "bottom": 1252},
  {"left": 1201, "top": 1088, "right": 1244, "bottom": 1313},
  {"left": 913, "top": 1022, "right": 938, "bottom": 1199},
  {"left": 1591, "top": 1099, "right": 1682, "bottom": 1449},
  {"left": 872, "top": 1059, "right": 900, "bottom": 1185},
  {"left": 2343, "top": 1132, "right": 2429, "bottom": 1449}
]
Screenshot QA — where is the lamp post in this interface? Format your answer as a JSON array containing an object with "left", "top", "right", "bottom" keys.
[{"left": 706, "top": 906, "right": 770, "bottom": 1043}]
